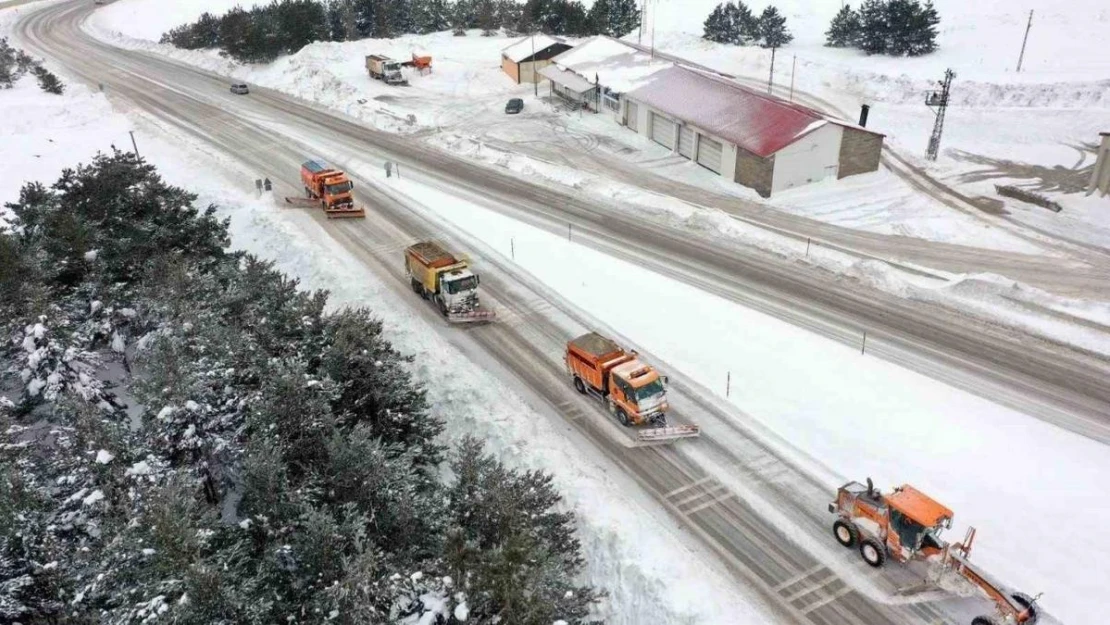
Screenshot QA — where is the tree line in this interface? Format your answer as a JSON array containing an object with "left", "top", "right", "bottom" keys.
[
  {"left": 0, "top": 151, "right": 602, "bottom": 624},
  {"left": 825, "top": 0, "right": 940, "bottom": 56},
  {"left": 0, "top": 38, "right": 65, "bottom": 94},
  {"left": 163, "top": 0, "right": 641, "bottom": 64},
  {"left": 702, "top": 2, "right": 793, "bottom": 48}
]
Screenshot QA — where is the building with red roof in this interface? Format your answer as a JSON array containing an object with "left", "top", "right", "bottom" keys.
[{"left": 624, "top": 65, "right": 884, "bottom": 197}]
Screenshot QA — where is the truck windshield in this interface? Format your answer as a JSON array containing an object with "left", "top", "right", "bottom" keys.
[
  {"left": 634, "top": 379, "right": 665, "bottom": 401},
  {"left": 325, "top": 181, "right": 352, "bottom": 195},
  {"left": 445, "top": 276, "right": 478, "bottom": 294}
]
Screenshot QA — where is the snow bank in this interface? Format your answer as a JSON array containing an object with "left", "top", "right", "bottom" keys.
[{"left": 385, "top": 174, "right": 1110, "bottom": 625}]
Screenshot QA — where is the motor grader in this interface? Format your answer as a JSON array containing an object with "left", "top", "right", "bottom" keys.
[{"left": 829, "top": 479, "right": 1039, "bottom": 625}]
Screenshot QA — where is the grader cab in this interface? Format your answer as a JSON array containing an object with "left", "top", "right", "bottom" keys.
[{"left": 829, "top": 478, "right": 1040, "bottom": 625}]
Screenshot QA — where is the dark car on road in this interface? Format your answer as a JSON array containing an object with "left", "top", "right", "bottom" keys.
[
  {"left": 505, "top": 98, "right": 523, "bottom": 114},
  {"left": 230, "top": 83, "right": 250, "bottom": 95}
]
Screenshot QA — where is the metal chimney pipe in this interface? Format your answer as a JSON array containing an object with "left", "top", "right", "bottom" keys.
[{"left": 859, "top": 104, "right": 870, "bottom": 127}]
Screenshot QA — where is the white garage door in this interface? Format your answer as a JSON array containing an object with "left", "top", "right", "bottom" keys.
[
  {"left": 696, "top": 135, "right": 723, "bottom": 173},
  {"left": 678, "top": 125, "right": 695, "bottom": 159},
  {"left": 650, "top": 112, "right": 676, "bottom": 150},
  {"left": 626, "top": 101, "right": 638, "bottom": 132}
]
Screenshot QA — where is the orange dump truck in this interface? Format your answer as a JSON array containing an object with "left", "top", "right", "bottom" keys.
[
  {"left": 300, "top": 160, "right": 364, "bottom": 219},
  {"left": 566, "top": 332, "right": 699, "bottom": 442}
]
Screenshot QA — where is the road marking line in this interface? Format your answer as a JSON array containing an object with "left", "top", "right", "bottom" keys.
[
  {"left": 773, "top": 564, "right": 826, "bottom": 592},
  {"left": 662, "top": 476, "right": 713, "bottom": 501},
  {"left": 800, "top": 583, "right": 854, "bottom": 615},
  {"left": 783, "top": 573, "right": 839, "bottom": 603},
  {"left": 673, "top": 482, "right": 728, "bottom": 508},
  {"left": 683, "top": 490, "right": 736, "bottom": 515}
]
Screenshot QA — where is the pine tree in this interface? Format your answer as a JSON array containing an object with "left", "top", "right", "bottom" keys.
[
  {"left": 496, "top": 0, "right": 523, "bottom": 33},
  {"left": 412, "top": 0, "right": 452, "bottom": 33},
  {"left": 857, "top": 0, "right": 888, "bottom": 54},
  {"left": 30, "top": 65, "right": 64, "bottom": 94},
  {"left": 609, "top": 0, "right": 640, "bottom": 37},
  {"left": 825, "top": 4, "right": 861, "bottom": 47},
  {"left": 732, "top": 1, "right": 759, "bottom": 44},
  {"left": 703, "top": 3, "right": 731, "bottom": 43},
  {"left": 884, "top": 0, "right": 916, "bottom": 55},
  {"left": 905, "top": 0, "right": 939, "bottom": 55},
  {"left": 476, "top": 0, "right": 497, "bottom": 35},
  {"left": 758, "top": 5, "right": 792, "bottom": 48}
]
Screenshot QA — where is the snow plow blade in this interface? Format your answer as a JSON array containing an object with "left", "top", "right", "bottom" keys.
[
  {"left": 637, "top": 424, "right": 701, "bottom": 443},
  {"left": 325, "top": 206, "right": 366, "bottom": 219},
  {"left": 446, "top": 309, "right": 496, "bottom": 324}
]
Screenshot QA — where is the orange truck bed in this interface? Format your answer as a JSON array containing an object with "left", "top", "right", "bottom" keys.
[{"left": 566, "top": 332, "right": 633, "bottom": 394}]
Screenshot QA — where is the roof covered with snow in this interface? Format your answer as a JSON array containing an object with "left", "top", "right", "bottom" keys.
[
  {"left": 626, "top": 66, "right": 883, "bottom": 157},
  {"left": 548, "top": 36, "right": 672, "bottom": 94},
  {"left": 539, "top": 65, "right": 595, "bottom": 93},
  {"left": 501, "top": 35, "right": 564, "bottom": 63}
]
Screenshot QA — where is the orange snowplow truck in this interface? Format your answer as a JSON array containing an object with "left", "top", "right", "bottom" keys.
[
  {"left": 300, "top": 160, "right": 364, "bottom": 219},
  {"left": 565, "top": 333, "right": 699, "bottom": 443},
  {"left": 830, "top": 479, "right": 1040, "bottom": 625}
]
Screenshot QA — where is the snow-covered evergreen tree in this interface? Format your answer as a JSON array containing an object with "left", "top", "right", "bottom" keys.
[
  {"left": 758, "top": 5, "right": 792, "bottom": 48},
  {"left": 905, "top": 0, "right": 940, "bottom": 56},
  {"left": 825, "top": 3, "right": 861, "bottom": 47},
  {"left": 703, "top": 3, "right": 733, "bottom": 44},
  {"left": 857, "top": 0, "right": 888, "bottom": 54}
]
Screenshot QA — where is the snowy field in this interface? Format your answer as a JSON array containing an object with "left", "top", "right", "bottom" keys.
[{"left": 0, "top": 10, "right": 777, "bottom": 625}]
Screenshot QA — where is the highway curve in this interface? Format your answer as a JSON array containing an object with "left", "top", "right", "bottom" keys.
[{"left": 12, "top": 2, "right": 1083, "bottom": 623}]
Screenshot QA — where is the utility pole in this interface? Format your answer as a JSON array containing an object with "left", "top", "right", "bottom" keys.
[
  {"left": 925, "top": 68, "right": 955, "bottom": 161},
  {"left": 639, "top": 0, "right": 646, "bottom": 44},
  {"left": 789, "top": 54, "right": 797, "bottom": 101},
  {"left": 1016, "top": 10, "right": 1033, "bottom": 72},
  {"left": 767, "top": 47, "right": 776, "bottom": 95},
  {"left": 129, "top": 131, "right": 140, "bottom": 158},
  {"left": 651, "top": 6, "right": 656, "bottom": 59},
  {"left": 531, "top": 34, "right": 538, "bottom": 97}
]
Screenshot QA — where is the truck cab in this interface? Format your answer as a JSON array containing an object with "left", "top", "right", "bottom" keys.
[
  {"left": 381, "top": 60, "right": 404, "bottom": 84},
  {"left": 437, "top": 267, "right": 480, "bottom": 314},
  {"left": 318, "top": 173, "right": 354, "bottom": 210},
  {"left": 608, "top": 360, "right": 668, "bottom": 426}
]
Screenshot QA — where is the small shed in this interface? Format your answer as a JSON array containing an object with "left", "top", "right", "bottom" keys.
[{"left": 501, "top": 35, "right": 573, "bottom": 84}]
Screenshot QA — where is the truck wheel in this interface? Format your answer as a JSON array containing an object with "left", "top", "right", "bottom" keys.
[
  {"left": 859, "top": 538, "right": 886, "bottom": 568},
  {"left": 573, "top": 377, "right": 587, "bottom": 394},
  {"left": 971, "top": 617, "right": 1000, "bottom": 625},
  {"left": 305, "top": 186, "right": 311, "bottom": 198},
  {"left": 436, "top": 297, "right": 448, "bottom": 315},
  {"left": 615, "top": 408, "right": 631, "bottom": 427},
  {"left": 833, "top": 520, "right": 858, "bottom": 548},
  {"left": 410, "top": 278, "right": 422, "bottom": 295}
]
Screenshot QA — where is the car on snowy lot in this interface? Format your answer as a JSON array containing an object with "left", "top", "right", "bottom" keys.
[
  {"left": 230, "top": 83, "right": 250, "bottom": 95},
  {"left": 505, "top": 98, "right": 523, "bottom": 114}
]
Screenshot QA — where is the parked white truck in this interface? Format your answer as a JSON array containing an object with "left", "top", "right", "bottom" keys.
[{"left": 365, "top": 54, "right": 405, "bottom": 85}]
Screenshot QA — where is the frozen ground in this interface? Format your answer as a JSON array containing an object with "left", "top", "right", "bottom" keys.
[
  {"left": 383, "top": 173, "right": 1110, "bottom": 625},
  {"left": 1, "top": 10, "right": 773, "bottom": 625}
]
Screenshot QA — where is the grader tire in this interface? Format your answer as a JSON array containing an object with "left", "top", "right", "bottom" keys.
[
  {"left": 859, "top": 537, "right": 886, "bottom": 568},
  {"left": 833, "top": 520, "right": 859, "bottom": 548}
]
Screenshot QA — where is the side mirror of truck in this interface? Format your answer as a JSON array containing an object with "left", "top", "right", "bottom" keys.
[{"left": 662, "top": 375, "right": 669, "bottom": 385}]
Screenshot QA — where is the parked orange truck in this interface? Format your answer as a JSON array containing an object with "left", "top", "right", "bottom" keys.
[
  {"left": 300, "top": 160, "right": 365, "bottom": 219},
  {"left": 566, "top": 332, "right": 699, "bottom": 442},
  {"left": 405, "top": 241, "right": 495, "bottom": 323}
]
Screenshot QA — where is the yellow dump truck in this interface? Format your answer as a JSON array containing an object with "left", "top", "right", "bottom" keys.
[{"left": 405, "top": 241, "right": 495, "bottom": 323}]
